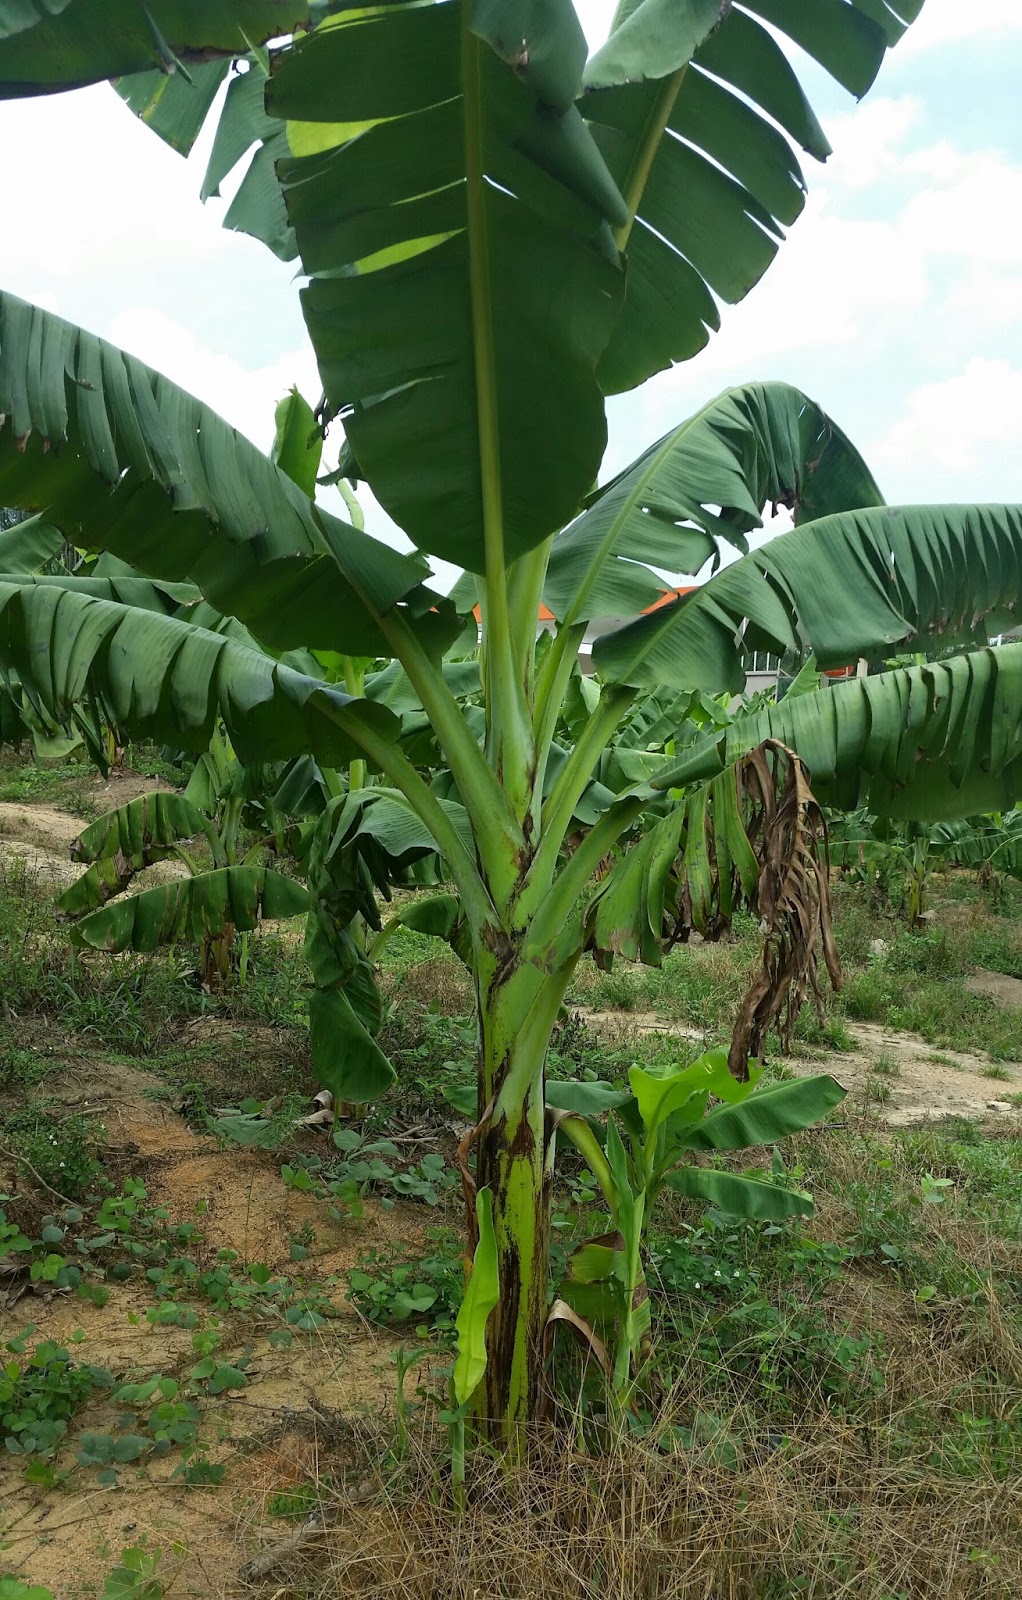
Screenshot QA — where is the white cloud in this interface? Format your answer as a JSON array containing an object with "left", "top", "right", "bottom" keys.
[
  {"left": 871, "top": 357, "right": 1022, "bottom": 479},
  {"left": 1, "top": 87, "right": 229, "bottom": 288},
  {"left": 897, "top": 0, "right": 1022, "bottom": 54},
  {"left": 818, "top": 96, "right": 925, "bottom": 190},
  {"left": 106, "top": 308, "right": 317, "bottom": 453}
]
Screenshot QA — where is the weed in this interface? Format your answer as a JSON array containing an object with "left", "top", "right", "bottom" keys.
[
  {"left": 0, "top": 1047, "right": 56, "bottom": 1088},
  {"left": 347, "top": 1232, "right": 461, "bottom": 1332},
  {"left": 871, "top": 1053, "right": 901, "bottom": 1078},
  {"left": 0, "top": 1542, "right": 166, "bottom": 1600},
  {"left": 983, "top": 1064, "right": 1012, "bottom": 1081},
  {"left": 267, "top": 1484, "right": 318, "bottom": 1520},
  {"left": 587, "top": 968, "right": 641, "bottom": 1010},
  {"left": 1, "top": 1330, "right": 111, "bottom": 1459},
  {"left": 282, "top": 1127, "right": 457, "bottom": 1213},
  {"left": 0, "top": 1105, "right": 99, "bottom": 1199}
]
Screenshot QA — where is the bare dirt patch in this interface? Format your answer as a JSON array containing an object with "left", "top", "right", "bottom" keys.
[
  {"left": 89, "top": 768, "right": 176, "bottom": 810},
  {"left": 0, "top": 1049, "right": 432, "bottom": 1596},
  {"left": 573, "top": 1007, "right": 705, "bottom": 1048},
  {"left": 573, "top": 1004, "right": 1020, "bottom": 1127},
  {"left": 791, "top": 1020, "right": 1021, "bottom": 1126},
  {"left": 0, "top": 803, "right": 81, "bottom": 853},
  {"left": 176, "top": 1016, "right": 310, "bottom": 1099},
  {"left": 967, "top": 967, "right": 1022, "bottom": 1009},
  {"left": 0, "top": 803, "right": 83, "bottom": 892}
]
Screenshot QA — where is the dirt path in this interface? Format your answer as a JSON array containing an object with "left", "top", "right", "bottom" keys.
[
  {"left": 0, "top": 1054, "right": 431, "bottom": 1598},
  {"left": 575, "top": 1007, "right": 1021, "bottom": 1127},
  {"left": 0, "top": 797, "right": 189, "bottom": 899},
  {"left": 0, "top": 803, "right": 83, "bottom": 892},
  {"left": 791, "top": 1019, "right": 1020, "bottom": 1126}
]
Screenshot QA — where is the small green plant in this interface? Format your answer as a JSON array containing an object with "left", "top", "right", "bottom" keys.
[
  {"left": 920, "top": 1173, "right": 955, "bottom": 1206},
  {"left": 347, "top": 1232, "right": 462, "bottom": 1331},
  {"left": 267, "top": 1485, "right": 318, "bottom": 1520},
  {"left": 282, "top": 1128, "right": 456, "bottom": 1213},
  {"left": 0, "top": 1047, "right": 54, "bottom": 1087},
  {"left": 1, "top": 1331, "right": 111, "bottom": 1458},
  {"left": 0, "top": 1543, "right": 165, "bottom": 1600},
  {"left": 555, "top": 1050, "right": 844, "bottom": 1398},
  {"left": 0, "top": 1579, "right": 55, "bottom": 1600},
  {"left": 866, "top": 1076, "right": 892, "bottom": 1105},
  {"left": 982, "top": 1065, "right": 1012, "bottom": 1081},
  {"left": 0, "top": 1106, "right": 99, "bottom": 1199},
  {"left": 871, "top": 1053, "right": 901, "bottom": 1078},
  {"left": 100, "top": 1545, "right": 164, "bottom": 1600}
]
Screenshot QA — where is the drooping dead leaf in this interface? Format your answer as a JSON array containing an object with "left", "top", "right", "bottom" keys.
[
  {"left": 543, "top": 1298, "right": 614, "bottom": 1381},
  {"left": 728, "top": 741, "right": 841, "bottom": 1079}
]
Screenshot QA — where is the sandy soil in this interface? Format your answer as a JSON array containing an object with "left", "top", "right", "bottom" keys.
[
  {"left": 0, "top": 1049, "right": 430, "bottom": 1598},
  {"left": 575, "top": 1007, "right": 1021, "bottom": 1128},
  {"left": 0, "top": 800, "right": 190, "bottom": 900}
]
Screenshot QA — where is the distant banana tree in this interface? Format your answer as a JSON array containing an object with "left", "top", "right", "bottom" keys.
[
  {"left": 11, "top": 2, "right": 1022, "bottom": 1442},
  {"left": 829, "top": 808, "right": 1022, "bottom": 926}
]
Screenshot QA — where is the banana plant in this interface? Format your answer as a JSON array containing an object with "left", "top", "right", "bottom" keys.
[
  {"left": 829, "top": 807, "right": 1022, "bottom": 925},
  {"left": 56, "top": 785, "right": 311, "bottom": 985},
  {"left": 932, "top": 811, "right": 1022, "bottom": 903},
  {"left": 551, "top": 1053, "right": 846, "bottom": 1400},
  {"left": 15, "top": 1, "right": 1022, "bottom": 1443}
]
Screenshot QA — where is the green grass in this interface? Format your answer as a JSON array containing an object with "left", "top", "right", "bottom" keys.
[
  {"left": 0, "top": 837, "right": 1021, "bottom": 1595},
  {"left": 0, "top": 750, "right": 97, "bottom": 812},
  {"left": 871, "top": 1052, "right": 901, "bottom": 1078}
]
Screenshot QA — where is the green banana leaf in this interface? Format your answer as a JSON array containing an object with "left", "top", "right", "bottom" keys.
[
  {"left": 272, "top": 388, "right": 323, "bottom": 501},
  {"left": 544, "top": 382, "right": 884, "bottom": 625},
  {"left": 0, "top": 569, "right": 198, "bottom": 616},
  {"left": 394, "top": 893, "right": 462, "bottom": 941},
  {"left": 270, "top": 0, "right": 627, "bottom": 570},
  {"left": 933, "top": 815, "right": 1022, "bottom": 879},
  {"left": 677, "top": 1074, "right": 847, "bottom": 1152},
  {"left": 629, "top": 1050, "right": 747, "bottom": 1138},
  {"left": 57, "top": 792, "right": 210, "bottom": 917},
  {"left": 585, "top": 0, "right": 922, "bottom": 392},
  {"left": 0, "top": 293, "right": 458, "bottom": 656},
  {"left": 0, "top": 579, "right": 398, "bottom": 770},
  {"left": 665, "top": 1165, "right": 813, "bottom": 1221},
  {"left": 657, "top": 642, "right": 1022, "bottom": 822},
  {"left": 0, "top": 512, "right": 63, "bottom": 573},
  {"left": 453, "top": 1189, "right": 500, "bottom": 1407},
  {"left": 70, "top": 865, "right": 309, "bottom": 954},
  {"left": 0, "top": 1, "right": 308, "bottom": 92},
  {"left": 120, "top": 51, "right": 292, "bottom": 259},
  {"left": 114, "top": 58, "right": 228, "bottom": 154},
  {"left": 597, "top": 503, "right": 1022, "bottom": 694},
  {"left": 309, "top": 985, "right": 396, "bottom": 1105}
]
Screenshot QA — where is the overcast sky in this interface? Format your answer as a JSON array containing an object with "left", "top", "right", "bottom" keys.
[{"left": 2, "top": 1, "right": 1020, "bottom": 590}]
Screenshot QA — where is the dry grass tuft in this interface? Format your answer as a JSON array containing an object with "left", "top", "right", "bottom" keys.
[
  {"left": 382, "top": 955, "right": 474, "bottom": 1015},
  {"left": 257, "top": 1411, "right": 1022, "bottom": 1600}
]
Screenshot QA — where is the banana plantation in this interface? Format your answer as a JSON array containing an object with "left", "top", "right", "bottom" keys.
[{"left": 1, "top": 4, "right": 1021, "bottom": 1598}]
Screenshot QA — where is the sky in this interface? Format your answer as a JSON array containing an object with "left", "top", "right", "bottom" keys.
[{"left": 2, "top": 0, "right": 1021, "bottom": 590}]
